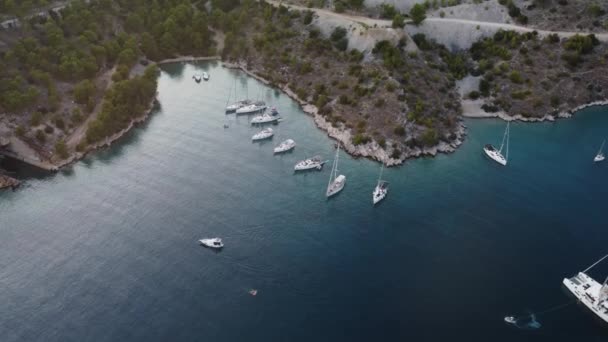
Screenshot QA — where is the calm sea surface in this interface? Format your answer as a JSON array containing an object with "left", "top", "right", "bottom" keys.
[{"left": 1, "top": 61, "right": 608, "bottom": 341}]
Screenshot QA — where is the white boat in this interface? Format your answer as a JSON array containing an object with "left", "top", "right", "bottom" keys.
[
  {"left": 270, "top": 107, "right": 279, "bottom": 116},
  {"left": 594, "top": 140, "right": 605, "bottom": 162},
  {"left": 236, "top": 102, "right": 267, "bottom": 115},
  {"left": 274, "top": 139, "right": 296, "bottom": 154},
  {"left": 484, "top": 122, "right": 509, "bottom": 166},
  {"left": 199, "top": 238, "right": 224, "bottom": 249},
  {"left": 294, "top": 156, "right": 326, "bottom": 171},
  {"left": 202, "top": 72, "right": 209, "bottom": 81},
  {"left": 326, "top": 145, "right": 346, "bottom": 197},
  {"left": 193, "top": 74, "right": 202, "bottom": 83},
  {"left": 504, "top": 316, "right": 516, "bottom": 324},
  {"left": 563, "top": 254, "right": 608, "bottom": 324},
  {"left": 372, "top": 164, "right": 388, "bottom": 205},
  {"left": 252, "top": 128, "right": 274, "bottom": 141},
  {"left": 251, "top": 113, "right": 280, "bottom": 125},
  {"left": 226, "top": 99, "right": 252, "bottom": 113}
]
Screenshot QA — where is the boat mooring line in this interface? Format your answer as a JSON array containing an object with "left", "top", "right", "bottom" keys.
[{"left": 583, "top": 254, "right": 608, "bottom": 273}]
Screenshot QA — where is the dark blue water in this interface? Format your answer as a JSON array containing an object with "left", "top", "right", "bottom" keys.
[{"left": 1, "top": 61, "right": 608, "bottom": 341}]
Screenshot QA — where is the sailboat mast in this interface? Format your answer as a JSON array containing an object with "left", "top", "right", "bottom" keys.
[
  {"left": 505, "top": 122, "right": 510, "bottom": 161},
  {"left": 499, "top": 122, "right": 509, "bottom": 154}
]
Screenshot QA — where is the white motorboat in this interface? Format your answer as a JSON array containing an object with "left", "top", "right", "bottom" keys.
[
  {"left": 484, "top": 122, "right": 509, "bottom": 166},
  {"left": 252, "top": 128, "right": 274, "bottom": 141},
  {"left": 199, "top": 238, "right": 224, "bottom": 249},
  {"left": 326, "top": 145, "right": 346, "bottom": 197},
  {"left": 594, "top": 140, "right": 605, "bottom": 162},
  {"left": 504, "top": 316, "right": 516, "bottom": 324},
  {"left": 294, "top": 156, "right": 326, "bottom": 171},
  {"left": 202, "top": 72, "right": 209, "bottom": 81},
  {"left": 236, "top": 102, "right": 267, "bottom": 115},
  {"left": 563, "top": 254, "right": 608, "bottom": 324},
  {"left": 193, "top": 74, "right": 202, "bottom": 83},
  {"left": 274, "top": 139, "right": 296, "bottom": 154},
  {"left": 372, "top": 164, "right": 388, "bottom": 205},
  {"left": 251, "top": 113, "right": 280, "bottom": 125}
]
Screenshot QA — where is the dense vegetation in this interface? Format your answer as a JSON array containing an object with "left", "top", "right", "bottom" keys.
[
  {"left": 0, "top": 0, "right": 216, "bottom": 159},
  {"left": 469, "top": 29, "right": 608, "bottom": 117}
]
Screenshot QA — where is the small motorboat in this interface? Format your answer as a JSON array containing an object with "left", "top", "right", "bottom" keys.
[
  {"left": 274, "top": 139, "right": 296, "bottom": 154},
  {"left": 202, "top": 72, "right": 210, "bottom": 81},
  {"left": 249, "top": 289, "right": 258, "bottom": 296},
  {"left": 193, "top": 74, "right": 202, "bottom": 83},
  {"left": 504, "top": 316, "right": 516, "bottom": 324},
  {"left": 252, "top": 128, "right": 274, "bottom": 141},
  {"left": 251, "top": 113, "right": 280, "bottom": 125},
  {"left": 199, "top": 238, "right": 224, "bottom": 249},
  {"left": 270, "top": 107, "right": 279, "bottom": 116},
  {"left": 294, "top": 156, "right": 325, "bottom": 171}
]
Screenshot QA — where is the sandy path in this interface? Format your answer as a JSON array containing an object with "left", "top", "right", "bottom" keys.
[{"left": 66, "top": 66, "right": 115, "bottom": 149}]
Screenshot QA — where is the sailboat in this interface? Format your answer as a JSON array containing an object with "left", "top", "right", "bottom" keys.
[
  {"left": 594, "top": 140, "right": 605, "bottom": 163},
  {"left": 326, "top": 145, "right": 346, "bottom": 198},
  {"left": 372, "top": 164, "right": 388, "bottom": 205},
  {"left": 484, "top": 122, "right": 509, "bottom": 166},
  {"left": 225, "top": 78, "right": 252, "bottom": 113},
  {"left": 563, "top": 254, "right": 608, "bottom": 324}
]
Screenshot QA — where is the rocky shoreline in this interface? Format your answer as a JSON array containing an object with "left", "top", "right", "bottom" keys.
[
  {"left": 462, "top": 99, "right": 608, "bottom": 122},
  {"left": 0, "top": 173, "right": 20, "bottom": 190},
  {"left": 222, "top": 61, "right": 467, "bottom": 166}
]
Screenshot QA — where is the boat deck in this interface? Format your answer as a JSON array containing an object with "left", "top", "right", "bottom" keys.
[{"left": 563, "top": 272, "right": 608, "bottom": 323}]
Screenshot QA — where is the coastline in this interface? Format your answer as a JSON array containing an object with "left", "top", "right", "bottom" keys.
[
  {"left": 462, "top": 99, "right": 608, "bottom": 122},
  {"left": 0, "top": 173, "right": 20, "bottom": 190},
  {"left": 222, "top": 61, "right": 467, "bottom": 166},
  {"left": 5, "top": 57, "right": 606, "bottom": 173}
]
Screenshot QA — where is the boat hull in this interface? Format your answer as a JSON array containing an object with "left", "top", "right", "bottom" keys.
[
  {"left": 563, "top": 272, "right": 608, "bottom": 324},
  {"left": 483, "top": 146, "right": 507, "bottom": 166},
  {"left": 326, "top": 175, "right": 346, "bottom": 197},
  {"left": 373, "top": 188, "right": 387, "bottom": 205}
]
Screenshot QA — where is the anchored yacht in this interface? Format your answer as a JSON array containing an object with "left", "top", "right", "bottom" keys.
[
  {"left": 326, "top": 145, "right": 346, "bottom": 197},
  {"left": 294, "top": 156, "right": 325, "bottom": 171},
  {"left": 202, "top": 72, "right": 209, "bottom": 81},
  {"left": 252, "top": 128, "right": 274, "bottom": 141},
  {"left": 236, "top": 101, "right": 267, "bottom": 115},
  {"left": 372, "top": 165, "right": 388, "bottom": 205},
  {"left": 226, "top": 100, "right": 252, "bottom": 113},
  {"left": 484, "top": 122, "right": 509, "bottom": 166},
  {"left": 274, "top": 139, "right": 296, "bottom": 154},
  {"left": 563, "top": 254, "right": 608, "bottom": 324},
  {"left": 594, "top": 140, "right": 605, "bottom": 163},
  {"left": 193, "top": 74, "right": 202, "bottom": 83},
  {"left": 199, "top": 238, "right": 224, "bottom": 249},
  {"left": 251, "top": 113, "right": 280, "bottom": 125}
]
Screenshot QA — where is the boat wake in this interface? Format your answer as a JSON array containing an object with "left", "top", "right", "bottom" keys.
[{"left": 505, "top": 312, "right": 542, "bottom": 330}]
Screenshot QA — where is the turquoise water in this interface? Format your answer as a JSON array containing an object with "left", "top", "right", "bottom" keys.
[{"left": 1, "top": 61, "right": 608, "bottom": 341}]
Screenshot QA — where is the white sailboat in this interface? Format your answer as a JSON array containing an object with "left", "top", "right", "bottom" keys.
[
  {"left": 236, "top": 101, "right": 267, "bottom": 115},
  {"left": 484, "top": 122, "right": 509, "bottom": 166},
  {"left": 563, "top": 254, "right": 608, "bottom": 324},
  {"left": 251, "top": 112, "right": 280, "bottom": 125},
  {"left": 274, "top": 139, "right": 296, "bottom": 154},
  {"left": 252, "top": 128, "right": 274, "bottom": 141},
  {"left": 594, "top": 140, "right": 605, "bottom": 163},
  {"left": 226, "top": 79, "right": 252, "bottom": 113},
  {"left": 326, "top": 145, "right": 346, "bottom": 198},
  {"left": 372, "top": 164, "right": 388, "bottom": 205},
  {"left": 294, "top": 156, "right": 326, "bottom": 171}
]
